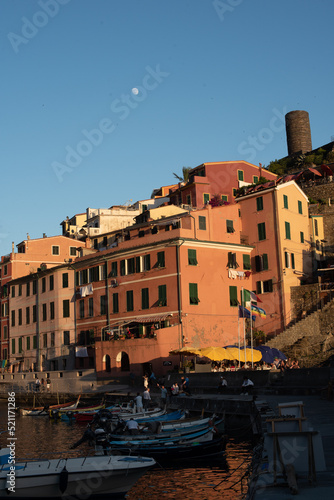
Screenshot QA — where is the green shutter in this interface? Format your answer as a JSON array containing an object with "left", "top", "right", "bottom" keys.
[
  {"left": 198, "top": 216, "right": 206, "bottom": 230},
  {"left": 256, "top": 196, "right": 263, "bottom": 211},
  {"left": 157, "top": 251, "right": 165, "bottom": 268},
  {"left": 291, "top": 253, "right": 295, "bottom": 269},
  {"left": 113, "top": 293, "right": 119, "bottom": 313},
  {"left": 283, "top": 194, "right": 288, "bottom": 209},
  {"left": 111, "top": 261, "right": 118, "bottom": 277},
  {"left": 238, "top": 170, "right": 244, "bottom": 181},
  {"left": 135, "top": 256, "right": 141, "bottom": 273},
  {"left": 126, "top": 291, "right": 134, "bottom": 311},
  {"left": 285, "top": 221, "right": 291, "bottom": 240},
  {"left": 120, "top": 260, "right": 126, "bottom": 276},
  {"left": 144, "top": 254, "right": 151, "bottom": 271},
  {"left": 221, "top": 195, "right": 228, "bottom": 202},
  {"left": 141, "top": 288, "right": 149, "bottom": 309},
  {"left": 189, "top": 283, "right": 199, "bottom": 304},
  {"left": 300, "top": 231, "right": 304, "bottom": 243},
  {"left": 203, "top": 193, "right": 210, "bottom": 205},
  {"left": 188, "top": 249, "right": 198, "bottom": 266},
  {"left": 253, "top": 176, "right": 259, "bottom": 184},
  {"left": 226, "top": 220, "right": 234, "bottom": 233},
  {"left": 243, "top": 254, "right": 251, "bottom": 270},
  {"left": 262, "top": 254, "right": 268, "bottom": 270},
  {"left": 258, "top": 223, "right": 266, "bottom": 241},
  {"left": 158, "top": 285, "right": 167, "bottom": 306},
  {"left": 229, "top": 286, "right": 238, "bottom": 307},
  {"left": 298, "top": 200, "right": 303, "bottom": 214}
]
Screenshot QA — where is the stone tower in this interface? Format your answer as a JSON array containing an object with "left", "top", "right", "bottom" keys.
[{"left": 285, "top": 110, "right": 312, "bottom": 156}]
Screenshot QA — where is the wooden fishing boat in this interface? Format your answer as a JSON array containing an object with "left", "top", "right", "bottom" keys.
[{"left": 19, "top": 396, "right": 81, "bottom": 417}]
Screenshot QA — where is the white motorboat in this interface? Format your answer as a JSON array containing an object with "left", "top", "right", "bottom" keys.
[
  {"left": 20, "top": 396, "right": 81, "bottom": 417},
  {"left": 0, "top": 448, "right": 155, "bottom": 498}
]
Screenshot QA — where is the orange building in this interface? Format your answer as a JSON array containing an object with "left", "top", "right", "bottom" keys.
[
  {"left": 169, "top": 161, "right": 278, "bottom": 208},
  {"left": 73, "top": 204, "right": 253, "bottom": 377},
  {"left": 237, "top": 179, "right": 312, "bottom": 335},
  {"left": 0, "top": 235, "right": 86, "bottom": 370}
]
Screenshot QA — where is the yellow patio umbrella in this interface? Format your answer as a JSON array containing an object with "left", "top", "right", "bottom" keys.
[
  {"left": 224, "top": 347, "right": 262, "bottom": 363},
  {"left": 169, "top": 346, "right": 201, "bottom": 356},
  {"left": 197, "top": 346, "right": 235, "bottom": 362}
]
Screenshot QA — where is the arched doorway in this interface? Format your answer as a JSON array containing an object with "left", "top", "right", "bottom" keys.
[
  {"left": 116, "top": 351, "right": 130, "bottom": 372},
  {"left": 103, "top": 354, "right": 111, "bottom": 372}
]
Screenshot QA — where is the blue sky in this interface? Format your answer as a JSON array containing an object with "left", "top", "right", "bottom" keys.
[{"left": 1, "top": 0, "right": 334, "bottom": 256}]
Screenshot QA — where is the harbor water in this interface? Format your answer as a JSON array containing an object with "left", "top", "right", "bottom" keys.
[{"left": 0, "top": 402, "right": 253, "bottom": 499}]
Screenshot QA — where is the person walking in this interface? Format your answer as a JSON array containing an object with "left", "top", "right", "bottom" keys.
[{"left": 157, "top": 384, "right": 168, "bottom": 407}]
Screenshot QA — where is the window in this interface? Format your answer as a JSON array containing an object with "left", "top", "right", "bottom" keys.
[
  {"left": 26, "top": 307, "right": 30, "bottom": 324},
  {"left": 18, "top": 337, "right": 22, "bottom": 353},
  {"left": 33, "top": 305, "right": 37, "bottom": 323},
  {"left": 233, "top": 188, "right": 237, "bottom": 197},
  {"left": 62, "top": 273, "right": 69, "bottom": 288},
  {"left": 285, "top": 221, "right": 291, "bottom": 240},
  {"left": 203, "top": 193, "right": 210, "bottom": 205},
  {"left": 63, "top": 300, "right": 70, "bottom": 318},
  {"left": 291, "top": 253, "right": 295, "bottom": 270},
  {"left": 52, "top": 245, "right": 59, "bottom": 255},
  {"left": 143, "top": 254, "right": 151, "bottom": 271},
  {"left": 227, "top": 252, "right": 237, "bottom": 269},
  {"left": 11, "top": 286, "right": 15, "bottom": 298},
  {"left": 221, "top": 195, "right": 228, "bottom": 202},
  {"left": 285, "top": 251, "right": 290, "bottom": 268},
  {"left": 103, "top": 236, "right": 108, "bottom": 246},
  {"left": 50, "top": 302, "right": 55, "bottom": 320},
  {"left": 18, "top": 309, "right": 22, "bottom": 326},
  {"left": 142, "top": 204, "right": 148, "bottom": 213},
  {"left": 89, "top": 297, "right": 94, "bottom": 317},
  {"left": 11, "top": 339, "right": 15, "bottom": 354},
  {"left": 229, "top": 286, "right": 238, "bottom": 307},
  {"left": 198, "top": 216, "right": 206, "bottom": 230},
  {"left": 41, "top": 277, "right": 46, "bottom": 293},
  {"left": 49, "top": 275, "right": 54, "bottom": 291},
  {"left": 283, "top": 194, "right": 288, "bottom": 209},
  {"left": 42, "top": 304, "right": 47, "bottom": 321},
  {"left": 135, "top": 256, "right": 141, "bottom": 273},
  {"left": 120, "top": 260, "right": 126, "bottom": 276},
  {"left": 253, "top": 175, "right": 259, "bottom": 184},
  {"left": 258, "top": 222, "right": 266, "bottom": 241},
  {"left": 100, "top": 295, "right": 107, "bottom": 315},
  {"left": 141, "top": 288, "right": 149, "bottom": 309},
  {"left": 3, "top": 326, "right": 8, "bottom": 339},
  {"left": 298, "top": 200, "right": 303, "bottom": 214},
  {"left": 158, "top": 285, "right": 167, "bottom": 306},
  {"left": 238, "top": 170, "right": 244, "bottom": 181},
  {"left": 263, "top": 279, "right": 273, "bottom": 293},
  {"left": 127, "top": 258, "right": 135, "bottom": 275},
  {"left": 186, "top": 194, "right": 191, "bottom": 205},
  {"left": 51, "top": 332, "right": 55, "bottom": 347},
  {"left": 32, "top": 280, "right": 37, "bottom": 295},
  {"left": 79, "top": 300, "right": 85, "bottom": 319},
  {"left": 126, "top": 291, "right": 134, "bottom": 312},
  {"left": 33, "top": 336, "right": 37, "bottom": 349},
  {"left": 63, "top": 331, "right": 70, "bottom": 346},
  {"left": 188, "top": 249, "right": 198, "bottom": 266},
  {"left": 43, "top": 334, "right": 47, "bottom": 348},
  {"left": 255, "top": 254, "right": 268, "bottom": 272},
  {"left": 300, "top": 231, "right": 304, "bottom": 243},
  {"left": 70, "top": 246, "right": 77, "bottom": 256},
  {"left": 314, "top": 219, "right": 318, "bottom": 236},
  {"left": 26, "top": 282, "right": 30, "bottom": 297},
  {"left": 112, "top": 293, "right": 119, "bottom": 313},
  {"left": 226, "top": 220, "right": 234, "bottom": 233},
  {"left": 11, "top": 310, "right": 15, "bottom": 327},
  {"left": 18, "top": 284, "right": 22, "bottom": 296},
  {"left": 4, "top": 264, "right": 7, "bottom": 275},
  {"left": 256, "top": 281, "right": 262, "bottom": 295},
  {"left": 189, "top": 283, "right": 199, "bottom": 304},
  {"left": 256, "top": 196, "right": 263, "bottom": 211},
  {"left": 111, "top": 262, "right": 117, "bottom": 277},
  {"left": 157, "top": 251, "right": 165, "bottom": 268},
  {"left": 26, "top": 336, "right": 30, "bottom": 350},
  {"left": 243, "top": 254, "right": 251, "bottom": 270}
]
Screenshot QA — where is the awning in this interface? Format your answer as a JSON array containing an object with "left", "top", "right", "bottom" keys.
[
  {"left": 321, "top": 164, "right": 333, "bottom": 176},
  {"left": 137, "top": 314, "right": 171, "bottom": 323},
  {"left": 308, "top": 167, "right": 322, "bottom": 176}
]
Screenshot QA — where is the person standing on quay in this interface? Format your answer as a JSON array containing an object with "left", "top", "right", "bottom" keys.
[{"left": 143, "top": 387, "right": 151, "bottom": 410}]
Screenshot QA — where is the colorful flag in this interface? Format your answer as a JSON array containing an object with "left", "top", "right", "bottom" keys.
[
  {"left": 251, "top": 304, "right": 266, "bottom": 318},
  {"left": 244, "top": 289, "right": 262, "bottom": 303},
  {"left": 238, "top": 305, "right": 256, "bottom": 322}
]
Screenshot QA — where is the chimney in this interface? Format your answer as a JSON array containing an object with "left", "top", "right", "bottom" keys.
[{"left": 285, "top": 110, "right": 312, "bottom": 156}]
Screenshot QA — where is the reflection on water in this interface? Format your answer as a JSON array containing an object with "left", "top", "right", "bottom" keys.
[{"left": 0, "top": 404, "right": 252, "bottom": 499}]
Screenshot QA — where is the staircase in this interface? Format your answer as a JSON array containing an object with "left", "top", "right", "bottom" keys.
[{"left": 266, "top": 296, "right": 334, "bottom": 354}]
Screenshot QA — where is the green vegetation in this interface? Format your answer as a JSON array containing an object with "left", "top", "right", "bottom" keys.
[{"left": 268, "top": 147, "right": 334, "bottom": 176}]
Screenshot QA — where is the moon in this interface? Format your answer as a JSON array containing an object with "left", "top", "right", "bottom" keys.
[{"left": 131, "top": 88, "right": 139, "bottom": 95}]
